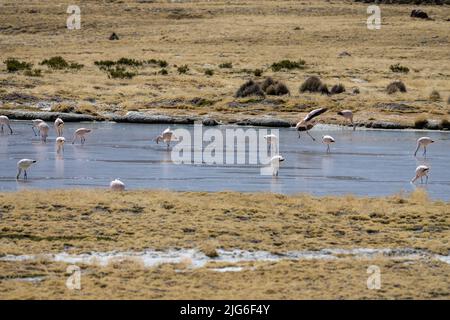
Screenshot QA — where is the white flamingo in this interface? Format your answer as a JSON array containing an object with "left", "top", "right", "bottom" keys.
[
  {"left": 322, "top": 135, "right": 335, "bottom": 153},
  {"left": 72, "top": 128, "right": 91, "bottom": 144},
  {"left": 110, "top": 179, "right": 125, "bottom": 191},
  {"left": 264, "top": 134, "right": 278, "bottom": 154},
  {"left": 411, "top": 165, "right": 430, "bottom": 184},
  {"left": 0, "top": 115, "right": 13, "bottom": 135},
  {"left": 337, "top": 110, "right": 355, "bottom": 131},
  {"left": 414, "top": 137, "right": 434, "bottom": 157},
  {"left": 270, "top": 155, "right": 285, "bottom": 176},
  {"left": 16, "top": 159, "right": 37, "bottom": 180},
  {"left": 295, "top": 107, "right": 328, "bottom": 141},
  {"left": 37, "top": 122, "right": 50, "bottom": 143},
  {"left": 156, "top": 127, "right": 177, "bottom": 148},
  {"left": 31, "top": 119, "right": 44, "bottom": 136},
  {"left": 54, "top": 118, "right": 64, "bottom": 136},
  {"left": 56, "top": 137, "right": 65, "bottom": 153}
]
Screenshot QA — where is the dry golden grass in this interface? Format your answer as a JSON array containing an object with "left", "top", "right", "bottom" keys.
[
  {"left": 0, "top": 1, "right": 449, "bottom": 126},
  {"left": 0, "top": 189, "right": 449, "bottom": 299},
  {"left": 0, "top": 189, "right": 449, "bottom": 255}
]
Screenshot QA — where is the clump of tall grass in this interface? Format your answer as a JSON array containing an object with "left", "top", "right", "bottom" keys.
[
  {"left": 440, "top": 118, "right": 450, "bottom": 130},
  {"left": 330, "top": 83, "right": 346, "bottom": 95},
  {"left": 235, "top": 80, "right": 265, "bottom": 98},
  {"left": 24, "top": 69, "right": 42, "bottom": 77},
  {"left": 414, "top": 115, "right": 428, "bottom": 129},
  {"left": 386, "top": 81, "right": 406, "bottom": 94},
  {"left": 299, "top": 76, "right": 329, "bottom": 95},
  {"left": 271, "top": 59, "right": 305, "bottom": 72},
  {"left": 390, "top": 63, "right": 409, "bottom": 73},
  {"left": 177, "top": 65, "right": 189, "bottom": 74},
  {"left": 4, "top": 58, "right": 32, "bottom": 72},
  {"left": 219, "top": 62, "right": 233, "bottom": 69},
  {"left": 107, "top": 66, "right": 137, "bottom": 79},
  {"left": 204, "top": 69, "right": 214, "bottom": 76},
  {"left": 429, "top": 90, "right": 441, "bottom": 102},
  {"left": 40, "top": 56, "right": 84, "bottom": 70},
  {"left": 261, "top": 77, "right": 290, "bottom": 96}
]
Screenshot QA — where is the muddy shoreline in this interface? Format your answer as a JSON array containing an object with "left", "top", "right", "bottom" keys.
[{"left": 1, "top": 109, "right": 448, "bottom": 130}]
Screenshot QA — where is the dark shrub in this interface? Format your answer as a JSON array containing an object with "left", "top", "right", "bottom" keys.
[
  {"left": 69, "top": 62, "right": 84, "bottom": 70},
  {"left": 414, "top": 116, "right": 428, "bottom": 129},
  {"left": 116, "top": 57, "right": 142, "bottom": 67},
  {"left": 219, "top": 62, "right": 233, "bottom": 69},
  {"left": 205, "top": 69, "right": 214, "bottom": 76},
  {"left": 330, "top": 84, "right": 346, "bottom": 95},
  {"left": 235, "top": 80, "right": 265, "bottom": 98},
  {"left": 253, "top": 69, "right": 263, "bottom": 77},
  {"left": 158, "top": 68, "right": 168, "bottom": 75},
  {"left": 4, "top": 58, "right": 32, "bottom": 72},
  {"left": 147, "top": 59, "right": 168, "bottom": 68},
  {"left": 390, "top": 63, "right": 409, "bottom": 73},
  {"left": 40, "top": 56, "right": 69, "bottom": 69},
  {"left": 261, "top": 77, "right": 290, "bottom": 96},
  {"left": 24, "top": 69, "right": 42, "bottom": 77},
  {"left": 411, "top": 9, "right": 429, "bottom": 19},
  {"left": 271, "top": 59, "right": 305, "bottom": 72},
  {"left": 429, "top": 90, "right": 441, "bottom": 101},
  {"left": 386, "top": 81, "right": 407, "bottom": 94},
  {"left": 177, "top": 65, "right": 189, "bottom": 74},
  {"left": 353, "top": 87, "right": 360, "bottom": 94},
  {"left": 300, "top": 76, "right": 328, "bottom": 95},
  {"left": 94, "top": 60, "right": 116, "bottom": 69},
  {"left": 441, "top": 118, "right": 450, "bottom": 129},
  {"left": 107, "top": 66, "right": 137, "bottom": 79}
]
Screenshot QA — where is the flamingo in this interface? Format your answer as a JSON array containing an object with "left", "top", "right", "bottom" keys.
[
  {"left": 411, "top": 165, "right": 430, "bottom": 184},
  {"left": 56, "top": 137, "right": 65, "bottom": 153},
  {"left": 0, "top": 115, "right": 13, "bottom": 135},
  {"left": 156, "top": 127, "right": 177, "bottom": 148},
  {"left": 31, "top": 119, "right": 45, "bottom": 136},
  {"left": 37, "top": 122, "right": 50, "bottom": 143},
  {"left": 322, "top": 135, "right": 335, "bottom": 153},
  {"left": 110, "top": 179, "right": 125, "bottom": 191},
  {"left": 295, "top": 107, "right": 328, "bottom": 141},
  {"left": 54, "top": 118, "right": 64, "bottom": 136},
  {"left": 414, "top": 137, "right": 434, "bottom": 157},
  {"left": 72, "top": 128, "right": 91, "bottom": 144},
  {"left": 264, "top": 134, "right": 278, "bottom": 154},
  {"left": 337, "top": 110, "right": 355, "bottom": 130},
  {"left": 270, "top": 155, "right": 285, "bottom": 176},
  {"left": 16, "top": 159, "right": 37, "bottom": 180}
]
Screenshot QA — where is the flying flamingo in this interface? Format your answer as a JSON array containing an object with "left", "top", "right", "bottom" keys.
[
  {"left": 322, "top": 135, "right": 335, "bottom": 153},
  {"left": 337, "top": 110, "right": 355, "bottom": 130},
  {"left": 37, "top": 122, "right": 50, "bottom": 143},
  {"left": 54, "top": 118, "right": 64, "bottom": 136},
  {"left": 295, "top": 107, "right": 328, "bottom": 141},
  {"left": 414, "top": 137, "right": 434, "bottom": 157},
  {"left": 270, "top": 155, "right": 285, "bottom": 176},
  {"left": 16, "top": 159, "right": 37, "bottom": 180},
  {"left": 72, "top": 128, "right": 91, "bottom": 144},
  {"left": 156, "top": 127, "right": 177, "bottom": 148},
  {"left": 56, "top": 137, "right": 65, "bottom": 153},
  {"left": 264, "top": 134, "right": 278, "bottom": 154},
  {"left": 0, "top": 115, "right": 13, "bottom": 134},
  {"left": 411, "top": 165, "right": 430, "bottom": 184},
  {"left": 110, "top": 179, "right": 125, "bottom": 191},
  {"left": 31, "top": 119, "right": 44, "bottom": 136}
]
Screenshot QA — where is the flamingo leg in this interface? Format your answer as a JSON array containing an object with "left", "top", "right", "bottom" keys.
[
  {"left": 423, "top": 146, "right": 427, "bottom": 157},
  {"left": 414, "top": 144, "right": 420, "bottom": 157},
  {"left": 306, "top": 130, "right": 316, "bottom": 141},
  {"left": 327, "top": 145, "right": 330, "bottom": 153},
  {"left": 32, "top": 126, "right": 38, "bottom": 136},
  {"left": 24, "top": 170, "right": 27, "bottom": 180},
  {"left": 1, "top": 125, "right": 3, "bottom": 133},
  {"left": 8, "top": 124, "right": 12, "bottom": 135},
  {"left": 425, "top": 175, "right": 428, "bottom": 184},
  {"left": 16, "top": 168, "right": 21, "bottom": 179}
]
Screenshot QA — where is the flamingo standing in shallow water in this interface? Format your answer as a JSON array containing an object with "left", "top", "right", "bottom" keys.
[
  {"left": 16, "top": 159, "right": 37, "bottom": 180},
  {"left": 322, "top": 135, "right": 335, "bottom": 153},
  {"left": 31, "top": 119, "right": 44, "bottom": 136},
  {"left": 54, "top": 118, "right": 64, "bottom": 136},
  {"left": 110, "top": 179, "right": 126, "bottom": 191},
  {"left": 295, "top": 108, "right": 328, "bottom": 141},
  {"left": 156, "top": 127, "right": 177, "bottom": 148},
  {"left": 411, "top": 165, "right": 430, "bottom": 184},
  {"left": 56, "top": 137, "right": 65, "bottom": 153},
  {"left": 72, "top": 128, "right": 91, "bottom": 144},
  {"left": 414, "top": 137, "right": 434, "bottom": 157},
  {"left": 270, "top": 155, "right": 285, "bottom": 176},
  {"left": 337, "top": 110, "right": 355, "bottom": 130},
  {"left": 0, "top": 115, "right": 13, "bottom": 134},
  {"left": 37, "top": 122, "right": 50, "bottom": 143}
]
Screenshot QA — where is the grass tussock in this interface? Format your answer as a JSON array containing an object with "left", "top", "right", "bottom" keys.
[
  {"left": 390, "top": 63, "right": 409, "bottom": 73},
  {"left": 219, "top": 62, "right": 232, "bottom": 69},
  {"left": 260, "top": 77, "right": 290, "bottom": 96},
  {"left": 40, "top": 56, "right": 83, "bottom": 70},
  {"left": 387, "top": 80, "right": 407, "bottom": 94},
  {"left": 414, "top": 115, "right": 428, "bottom": 129},
  {"left": 23, "top": 69, "right": 42, "bottom": 77},
  {"left": 330, "top": 83, "right": 346, "bottom": 95},
  {"left": 299, "top": 76, "right": 329, "bottom": 95},
  {"left": 429, "top": 90, "right": 441, "bottom": 102},
  {"left": 271, "top": 59, "right": 306, "bottom": 72},
  {"left": 177, "top": 65, "right": 189, "bottom": 74},
  {"left": 235, "top": 80, "right": 265, "bottom": 98},
  {"left": 4, "top": 58, "right": 32, "bottom": 72}
]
